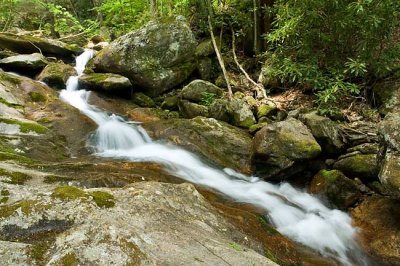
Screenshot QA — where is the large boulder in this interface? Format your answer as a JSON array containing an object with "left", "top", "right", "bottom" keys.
[
  {"left": 351, "top": 196, "right": 400, "bottom": 265},
  {"left": 144, "top": 117, "right": 254, "bottom": 174},
  {"left": 37, "top": 61, "right": 77, "bottom": 89},
  {"left": 93, "top": 16, "right": 197, "bottom": 96},
  {"left": 178, "top": 100, "right": 209, "bottom": 119},
  {"left": 0, "top": 33, "right": 82, "bottom": 58},
  {"left": 253, "top": 118, "right": 321, "bottom": 178},
  {"left": 378, "top": 112, "right": 400, "bottom": 198},
  {"left": 180, "top": 79, "right": 224, "bottom": 103},
  {"left": 309, "top": 169, "right": 361, "bottom": 210},
  {"left": 229, "top": 98, "right": 256, "bottom": 128},
  {"left": 300, "top": 111, "right": 344, "bottom": 154},
  {"left": 78, "top": 73, "right": 132, "bottom": 94},
  {"left": 0, "top": 53, "right": 48, "bottom": 73},
  {"left": 0, "top": 182, "right": 276, "bottom": 265}
]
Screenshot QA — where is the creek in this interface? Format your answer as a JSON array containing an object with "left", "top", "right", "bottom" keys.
[{"left": 60, "top": 49, "right": 369, "bottom": 266}]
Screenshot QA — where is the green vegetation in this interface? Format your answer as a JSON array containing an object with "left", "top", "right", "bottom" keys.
[
  {"left": 59, "top": 253, "right": 78, "bottom": 266},
  {"left": 229, "top": 242, "right": 242, "bottom": 252},
  {"left": 200, "top": 92, "right": 217, "bottom": 106},
  {"left": 0, "top": 200, "right": 39, "bottom": 218},
  {"left": 52, "top": 186, "right": 115, "bottom": 208},
  {"left": 0, "top": 189, "right": 10, "bottom": 204},
  {"left": 0, "top": 168, "right": 31, "bottom": 185},
  {"left": 29, "top": 240, "right": 54, "bottom": 264},
  {"left": 0, "top": 118, "right": 48, "bottom": 134}
]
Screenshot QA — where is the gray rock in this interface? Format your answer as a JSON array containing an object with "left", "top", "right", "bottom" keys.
[
  {"left": 178, "top": 99, "right": 209, "bottom": 118},
  {"left": 229, "top": 98, "right": 256, "bottom": 128},
  {"left": 195, "top": 39, "right": 215, "bottom": 57},
  {"left": 78, "top": 73, "right": 132, "bottom": 93},
  {"left": 333, "top": 153, "right": 378, "bottom": 181},
  {"left": 372, "top": 79, "right": 400, "bottom": 115},
  {"left": 132, "top": 92, "right": 155, "bottom": 108},
  {"left": 0, "top": 53, "right": 48, "bottom": 71},
  {"left": 37, "top": 61, "right": 77, "bottom": 89},
  {"left": 181, "top": 79, "right": 223, "bottom": 103},
  {"left": 253, "top": 118, "right": 321, "bottom": 178},
  {"left": 93, "top": 16, "right": 197, "bottom": 96},
  {"left": 208, "top": 98, "right": 230, "bottom": 122},
  {"left": 300, "top": 111, "right": 344, "bottom": 154}
]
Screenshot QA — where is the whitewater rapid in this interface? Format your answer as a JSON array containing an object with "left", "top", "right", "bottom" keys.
[{"left": 60, "top": 49, "right": 369, "bottom": 265}]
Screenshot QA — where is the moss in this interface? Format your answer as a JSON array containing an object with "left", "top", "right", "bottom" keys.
[
  {"left": 0, "top": 97, "right": 22, "bottom": 108},
  {"left": 0, "top": 200, "right": 38, "bottom": 218},
  {"left": 29, "top": 91, "right": 47, "bottom": 102},
  {"left": 52, "top": 186, "right": 87, "bottom": 201},
  {"left": 264, "top": 249, "right": 282, "bottom": 264},
  {"left": 229, "top": 242, "right": 242, "bottom": 252},
  {"left": 0, "top": 168, "right": 31, "bottom": 185},
  {"left": 58, "top": 253, "right": 78, "bottom": 266},
  {"left": 0, "top": 151, "right": 35, "bottom": 164},
  {"left": 0, "top": 189, "right": 10, "bottom": 204},
  {"left": 29, "top": 240, "right": 54, "bottom": 264},
  {"left": 0, "top": 118, "right": 47, "bottom": 134},
  {"left": 319, "top": 169, "right": 343, "bottom": 182},
  {"left": 257, "top": 215, "right": 279, "bottom": 235},
  {"left": 89, "top": 191, "right": 115, "bottom": 208}
]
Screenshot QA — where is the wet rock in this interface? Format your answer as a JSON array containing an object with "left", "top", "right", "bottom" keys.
[
  {"left": 37, "top": 61, "right": 77, "bottom": 89},
  {"left": 253, "top": 118, "right": 321, "bottom": 178},
  {"left": 208, "top": 98, "right": 230, "bottom": 122},
  {"left": 0, "top": 32, "right": 82, "bottom": 58},
  {"left": 300, "top": 111, "right": 344, "bottom": 154},
  {"left": 309, "top": 170, "right": 361, "bottom": 209},
  {"left": 178, "top": 99, "right": 209, "bottom": 119},
  {"left": 351, "top": 196, "right": 400, "bottom": 265},
  {"left": 0, "top": 53, "right": 48, "bottom": 74},
  {"left": 144, "top": 117, "right": 253, "bottom": 173},
  {"left": 78, "top": 73, "right": 132, "bottom": 94},
  {"left": 0, "top": 182, "right": 276, "bottom": 265},
  {"left": 181, "top": 79, "right": 223, "bottom": 103},
  {"left": 229, "top": 98, "right": 256, "bottom": 128},
  {"left": 93, "top": 16, "right": 197, "bottom": 96},
  {"left": 0, "top": 48, "right": 17, "bottom": 59},
  {"left": 131, "top": 92, "right": 155, "bottom": 108},
  {"left": 161, "top": 96, "right": 179, "bottom": 110}
]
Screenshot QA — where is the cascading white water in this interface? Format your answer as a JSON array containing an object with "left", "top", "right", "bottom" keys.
[{"left": 61, "top": 50, "right": 369, "bottom": 265}]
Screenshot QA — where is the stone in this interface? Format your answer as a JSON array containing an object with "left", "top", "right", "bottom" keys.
[
  {"left": 178, "top": 100, "right": 209, "bottom": 119},
  {"left": 351, "top": 196, "right": 400, "bottom": 265},
  {"left": 0, "top": 53, "right": 48, "bottom": 73},
  {"left": 132, "top": 92, "right": 155, "bottom": 108},
  {"left": 161, "top": 96, "right": 179, "bottom": 110},
  {"left": 197, "top": 57, "right": 212, "bottom": 81},
  {"left": 195, "top": 39, "right": 215, "bottom": 57},
  {"left": 309, "top": 169, "right": 361, "bottom": 209},
  {"left": 372, "top": 79, "right": 400, "bottom": 115},
  {"left": 229, "top": 99, "right": 256, "bottom": 128},
  {"left": 256, "top": 101, "right": 277, "bottom": 119},
  {"left": 208, "top": 99, "right": 230, "bottom": 122},
  {"left": 0, "top": 32, "right": 82, "bottom": 58},
  {"left": 93, "top": 16, "right": 197, "bottom": 96},
  {"left": 37, "top": 61, "right": 77, "bottom": 89},
  {"left": 181, "top": 79, "right": 223, "bottom": 103},
  {"left": 144, "top": 117, "right": 253, "bottom": 174},
  {"left": 333, "top": 154, "right": 378, "bottom": 181},
  {"left": 300, "top": 111, "right": 344, "bottom": 154},
  {"left": 78, "top": 73, "right": 132, "bottom": 94},
  {"left": 253, "top": 118, "right": 321, "bottom": 178}
]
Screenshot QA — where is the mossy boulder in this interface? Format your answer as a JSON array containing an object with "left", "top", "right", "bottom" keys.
[
  {"left": 253, "top": 118, "right": 321, "bottom": 178},
  {"left": 197, "top": 57, "right": 213, "bottom": 81},
  {"left": 300, "top": 111, "right": 344, "bottom": 154},
  {"left": 309, "top": 170, "right": 361, "bottom": 209},
  {"left": 144, "top": 117, "right": 254, "bottom": 173},
  {"left": 0, "top": 53, "right": 48, "bottom": 73},
  {"left": 0, "top": 118, "right": 48, "bottom": 135},
  {"left": 178, "top": 100, "right": 209, "bottom": 119},
  {"left": 372, "top": 79, "right": 400, "bottom": 115},
  {"left": 93, "top": 16, "right": 197, "bottom": 96},
  {"left": 0, "top": 32, "right": 82, "bottom": 58},
  {"left": 208, "top": 98, "right": 230, "bottom": 122},
  {"left": 132, "top": 92, "right": 155, "bottom": 107},
  {"left": 229, "top": 98, "right": 256, "bottom": 128},
  {"left": 181, "top": 79, "right": 223, "bottom": 103},
  {"left": 195, "top": 39, "right": 215, "bottom": 57},
  {"left": 37, "top": 61, "right": 77, "bottom": 89},
  {"left": 256, "top": 102, "right": 277, "bottom": 120},
  {"left": 52, "top": 186, "right": 115, "bottom": 208},
  {"left": 333, "top": 154, "right": 378, "bottom": 181},
  {"left": 78, "top": 73, "right": 132, "bottom": 93},
  {"left": 161, "top": 96, "right": 179, "bottom": 110}
]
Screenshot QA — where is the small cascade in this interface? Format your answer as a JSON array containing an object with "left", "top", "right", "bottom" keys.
[{"left": 59, "top": 49, "right": 370, "bottom": 265}]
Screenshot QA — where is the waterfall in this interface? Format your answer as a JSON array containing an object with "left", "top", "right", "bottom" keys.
[{"left": 60, "top": 49, "right": 369, "bottom": 266}]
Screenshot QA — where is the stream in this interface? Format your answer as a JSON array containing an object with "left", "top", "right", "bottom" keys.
[{"left": 59, "top": 49, "right": 370, "bottom": 266}]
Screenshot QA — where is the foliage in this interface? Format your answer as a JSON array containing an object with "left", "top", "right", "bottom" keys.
[
  {"left": 200, "top": 91, "right": 217, "bottom": 106},
  {"left": 266, "top": 0, "right": 400, "bottom": 108}
]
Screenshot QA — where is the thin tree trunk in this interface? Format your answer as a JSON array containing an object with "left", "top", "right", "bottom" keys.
[{"left": 209, "top": 16, "right": 232, "bottom": 99}]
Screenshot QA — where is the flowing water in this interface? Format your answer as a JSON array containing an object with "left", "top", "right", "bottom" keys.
[{"left": 60, "top": 49, "right": 369, "bottom": 265}]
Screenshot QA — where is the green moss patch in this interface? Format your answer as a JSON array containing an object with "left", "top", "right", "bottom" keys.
[
  {"left": 0, "top": 189, "right": 10, "bottom": 204},
  {"left": 43, "top": 175, "right": 74, "bottom": 184},
  {"left": 29, "top": 239, "right": 54, "bottom": 264},
  {"left": 89, "top": 191, "right": 115, "bottom": 208},
  {"left": 0, "top": 200, "right": 38, "bottom": 218},
  {"left": 0, "top": 168, "right": 31, "bottom": 184},
  {"left": 29, "top": 91, "right": 47, "bottom": 102},
  {"left": 0, "top": 118, "right": 48, "bottom": 134},
  {"left": 52, "top": 186, "right": 116, "bottom": 208},
  {"left": 0, "top": 151, "right": 35, "bottom": 164},
  {"left": 59, "top": 253, "right": 79, "bottom": 266}
]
